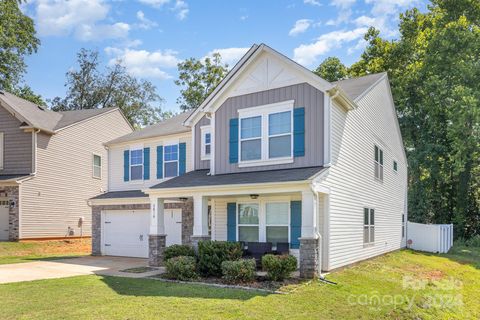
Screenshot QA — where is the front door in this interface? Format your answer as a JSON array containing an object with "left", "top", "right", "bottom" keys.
[
  {"left": 0, "top": 199, "right": 9, "bottom": 240},
  {"left": 164, "top": 209, "right": 182, "bottom": 246}
]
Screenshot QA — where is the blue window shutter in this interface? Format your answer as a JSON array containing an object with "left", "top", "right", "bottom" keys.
[
  {"left": 156, "top": 146, "right": 163, "bottom": 179},
  {"left": 229, "top": 118, "right": 239, "bottom": 164},
  {"left": 290, "top": 201, "right": 302, "bottom": 249},
  {"left": 293, "top": 107, "right": 305, "bottom": 157},
  {"left": 123, "top": 150, "right": 130, "bottom": 181},
  {"left": 227, "top": 203, "right": 237, "bottom": 242},
  {"left": 179, "top": 143, "right": 186, "bottom": 175},
  {"left": 143, "top": 147, "right": 150, "bottom": 180}
]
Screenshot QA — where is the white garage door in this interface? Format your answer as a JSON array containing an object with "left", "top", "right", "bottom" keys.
[
  {"left": 0, "top": 200, "right": 9, "bottom": 240},
  {"left": 103, "top": 209, "right": 150, "bottom": 258}
]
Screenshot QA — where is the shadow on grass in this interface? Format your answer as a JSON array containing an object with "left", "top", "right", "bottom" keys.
[
  {"left": 100, "top": 275, "right": 270, "bottom": 300},
  {"left": 408, "top": 246, "right": 480, "bottom": 269}
]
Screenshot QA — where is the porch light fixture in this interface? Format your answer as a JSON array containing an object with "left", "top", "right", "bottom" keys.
[
  {"left": 249, "top": 194, "right": 259, "bottom": 200},
  {"left": 179, "top": 197, "right": 188, "bottom": 202}
]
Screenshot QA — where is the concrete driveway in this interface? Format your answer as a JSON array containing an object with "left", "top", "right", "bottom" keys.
[{"left": 0, "top": 256, "right": 164, "bottom": 284}]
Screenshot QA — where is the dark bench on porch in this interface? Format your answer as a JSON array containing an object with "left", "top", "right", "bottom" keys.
[{"left": 242, "top": 242, "right": 290, "bottom": 267}]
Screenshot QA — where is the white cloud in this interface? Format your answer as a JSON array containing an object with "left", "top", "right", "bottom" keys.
[
  {"left": 138, "top": 0, "right": 170, "bottom": 8},
  {"left": 326, "top": 8, "right": 352, "bottom": 26},
  {"left": 303, "top": 0, "right": 322, "bottom": 6},
  {"left": 293, "top": 27, "right": 368, "bottom": 66},
  {"left": 330, "top": 0, "right": 355, "bottom": 9},
  {"left": 105, "top": 47, "right": 181, "bottom": 79},
  {"left": 204, "top": 47, "right": 250, "bottom": 66},
  {"left": 173, "top": 0, "right": 189, "bottom": 20},
  {"left": 136, "top": 10, "right": 158, "bottom": 30},
  {"left": 289, "top": 19, "right": 313, "bottom": 36},
  {"left": 34, "top": 0, "right": 130, "bottom": 41}
]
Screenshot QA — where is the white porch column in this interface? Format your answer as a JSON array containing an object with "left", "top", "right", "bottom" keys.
[
  {"left": 150, "top": 197, "right": 165, "bottom": 235},
  {"left": 148, "top": 197, "right": 166, "bottom": 267},
  {"left": 192, "top": 194, "right": 210, "bottom": 248},
  {"left": 300, "top": 190, "right": 321, "bottom": 278},
  {"left": 301, "top": 190, "right": 318, "bottom": 239}
]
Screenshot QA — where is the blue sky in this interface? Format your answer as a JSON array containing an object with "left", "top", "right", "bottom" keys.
[{"left": 22, "top": 0, "right": 427, "bottom": 113}]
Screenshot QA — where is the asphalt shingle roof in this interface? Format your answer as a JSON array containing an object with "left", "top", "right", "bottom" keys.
[
  {"left": 106, "top": 111, "right": 193, "bottom": 145},
  {"left": 151, "top": 166, "right": 326, "bottom": 189},
  {"left": 0, "top": 90, "right": 123, "bottom": 133},
  {"left": 333, "top": 72, "right": 386, "bottom": 101},
  {"left": 90, "top": 190, "right": 148, "bottom": 200}
]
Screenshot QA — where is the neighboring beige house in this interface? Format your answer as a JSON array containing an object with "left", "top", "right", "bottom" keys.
[
  {"left": 0, "top": 91, "right": 132, "bottom": 240},
  {"left": 90, "top": 43, "right": 408, "bottom": 278}
]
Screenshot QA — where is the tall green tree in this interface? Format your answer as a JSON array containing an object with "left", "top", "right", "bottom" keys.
[
  {"left": 347, "top": 0, "right": 480, "bottom": 238},
  {"left": 0, "top": 0, "right": 44, "bottom": 104},
  {"left": 175, "top": 53, "right": 228, "bottom": 111},
  {"left": 50, "top": 49, "right": 169, "bottom": 128},
  {"left": 313, "top": 57, "right": 348, "bottom": 82}
]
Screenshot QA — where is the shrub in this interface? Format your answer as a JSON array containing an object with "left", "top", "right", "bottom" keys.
[
  {"left": 165, "top": 256, "right": 198, "bottom": 281},
  {"left": 197, "top": 241, "right": 243, "bottom": 277},
  {"left": 221, "top": 259, "right": 256, "bottom": 284},
  {"left": 262, "top": 254, "right": 297, "bottom": 281},
  {"left": 164, "top": 244, "right": 196, "bottom": 262},
  {"left": 466, "top": 235, "right": 480, "bottom": 247}
]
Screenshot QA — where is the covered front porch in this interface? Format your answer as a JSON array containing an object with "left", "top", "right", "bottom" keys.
[{"left": 146, "top": 169, "right": 329, "bottom": 278}]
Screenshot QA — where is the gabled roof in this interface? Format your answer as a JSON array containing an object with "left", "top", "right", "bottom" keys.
[
  {"left": 183, "top": 43, "right": 360, "bottom": 127},
  {"left": 106, "top": 111, "right": 192, "bottom": 145},
  {"left": 0, "top": 90, "right": 129, "bottom": 134},
  {"left": 0, "top": 91, "right": 62, "bottom": 133},
  {"left": 0, "top": 174, "right": 32, "bottom": 183},
  {"left": 150, "top": 166, "right": 326, "bottom": 190},
  {"left": 333, "top": 72, "right": 386, "bottom": 101}
]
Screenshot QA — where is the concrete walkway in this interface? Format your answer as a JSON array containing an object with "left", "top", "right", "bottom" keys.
[{"left": 0, "top": 256, "right": 165, "bottom": 284}]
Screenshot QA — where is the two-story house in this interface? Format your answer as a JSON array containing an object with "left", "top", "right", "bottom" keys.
[
  {"left": 90, "top": 44, "right": 407, "bottom": 278},
  {"left": 0, "top": 91, "right": 132, "bottom": 241}
]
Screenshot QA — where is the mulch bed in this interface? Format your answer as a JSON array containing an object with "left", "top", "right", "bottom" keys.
[{"left": 153, "top": 274, "right": 306, "bottom": 293}]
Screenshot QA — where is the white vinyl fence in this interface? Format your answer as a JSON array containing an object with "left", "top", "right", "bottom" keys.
[{"left": 407, "top": 222, "right": 454, "bottom": 253}]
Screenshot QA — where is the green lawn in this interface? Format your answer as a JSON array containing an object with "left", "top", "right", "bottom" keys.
[
  {"left": 0, "top": 239, "right": 90, "bottom": 265},
  {"left": 0, "top": 245, "right": 478, "bottom": 319}
]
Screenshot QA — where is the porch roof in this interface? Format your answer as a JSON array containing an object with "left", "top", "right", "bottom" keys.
[
  {"left": 0, "top": 174, "right": 31, "bottom": 183},
  {"left": 150, "top": 166, "right": 326, "bottom": 190},
  {"left": 90, "top": 190, "right": 148, "bottom": 200}
]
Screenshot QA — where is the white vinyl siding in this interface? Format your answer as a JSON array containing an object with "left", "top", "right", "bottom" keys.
[
  {"left": 322, "top": 77, "right": 408, "bottom": 270},
  {"left": 0, "top": 132, "right": 3, "bottom": 170},
  {"left": 108, "top": 133, "right": 192, "bottom": 191},
  {"left": 20, "top": 110, "right": 132, "bottom": 239}
]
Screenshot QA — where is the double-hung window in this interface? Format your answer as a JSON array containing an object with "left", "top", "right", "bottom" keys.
[
  {"left": 240, "top": 116, "right": 262, "bottom": 161},
  {"left": 239, "top": 101, "right": 294, "bottom": 166},
  {"left": 265, "top": 202, "right": 289, "bottom": 245},
  {"left": 374, "top": 145, "right": 384, "bottom": 181},
  {"left": 238, "top": 203, "right": 259, "bottom": 242},
  {"left": 237, "top": 201, "right": 290, "bottom": 247},
  {"left": 130, "top": 149, "right": 143, "bottom": 180},
  {"left": 364, "top": 208, "right": 375, "bottom": 244},
  {"left": 164, "top": 144, "right": 178, "bottom": 178},
  {"left": 200, "top": 126, "right": 211, "bottom": 160},
  {"left": 92, "top": 154, "right": 102, "bottom": 179}
]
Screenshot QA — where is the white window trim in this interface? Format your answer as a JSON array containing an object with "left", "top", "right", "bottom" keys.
[
  {"left": 374, "top": 145, "right": 384, "bottom": 182},
  {"left": 92, "top": 153, "right": 102, "bottom": 179},
  {"left": 129, "top": 145, "right": 144, "bottom": 182},
  {"left": 200, "top": 125, "right": 211, "bottom": 161},
  {"left": 238, "top": 100, "right": 294, "bottom": 168},
  {"left": 236, "top": 199, "right": 291, "bottom": 245},
  {"left": 0, "top": 132, "right": 3, "bottom": 170},
  {"left": 164, "top": 144, "right": 179, "bottom": 178},
  {"left": 363, "top": 207, "right": 375, "bottom": 246}
]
